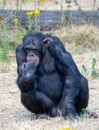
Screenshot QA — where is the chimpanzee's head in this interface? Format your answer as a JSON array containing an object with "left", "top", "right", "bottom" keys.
[
  {"left": 23, "top": 31, "right": 45, "bottom": 66},
  {"left": 22, "top": 31, "right": 56, "bottom": 73}
]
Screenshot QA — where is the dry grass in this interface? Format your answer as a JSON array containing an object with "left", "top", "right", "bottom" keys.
[
  {"left": 52, "top": 25, "right": 99, "bottom": 50},
  {"left": 0, "top": 26, "right": 99, "bottom": 130}
]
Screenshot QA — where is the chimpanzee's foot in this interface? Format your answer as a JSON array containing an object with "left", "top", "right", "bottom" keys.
[{"left": 31, "top": 113, "right": 50, "bottom": 120}]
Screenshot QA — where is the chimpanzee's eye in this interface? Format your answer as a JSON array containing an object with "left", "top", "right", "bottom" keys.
[
  {"left": 33, "top": 49, "right": 39, "bottom": 55},
  {"left": 25, "top": 48, "right": 28, "bottom": 51},
  {"left": 24, "top": 47, "right": 30, "bottom": 53},
  {"left": 33, "top": 49, "right": 37, "bottom": 52}
]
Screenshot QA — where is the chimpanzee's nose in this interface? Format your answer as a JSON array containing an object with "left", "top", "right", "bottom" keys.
[{"left": 29, "top": 53, "right": 34, "bottom": 57}]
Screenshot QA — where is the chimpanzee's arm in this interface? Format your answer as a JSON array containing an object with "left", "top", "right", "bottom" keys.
[
  {"left": 16, "top": 44, "right": 35, "bottom": 94},
  {"left": 15, "top": 43, "right": 26, "bottom": 74},
  {"left": 44, "top": 37, "right": 82, "bottom": 120},
  {"left": 17, "top": 75, "right": 35, "bottom": 93}
]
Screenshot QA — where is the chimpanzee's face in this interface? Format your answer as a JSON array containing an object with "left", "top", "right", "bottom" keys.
[{"left": 23, "top": 35, "right": 43, "bottom": 66}]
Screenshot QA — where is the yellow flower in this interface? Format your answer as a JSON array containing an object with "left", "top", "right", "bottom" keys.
[
  {"left": 13, "top": 18, "right": 19, "bottom": 24},
  {"left": 58, "top": 126, "right": 70, "bottom": 130},
  {"left": 33, "top": 9, "right": 40, "bottom": 15},
  {"left": 26, "top": 11, "right": 33, "bottom": 16}
]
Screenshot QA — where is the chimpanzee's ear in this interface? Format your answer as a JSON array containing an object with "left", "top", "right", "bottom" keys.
[
  {"left": 43, "top": 38, "right": 48, "bottom": 46},
  {"left": 42, "top": 37, "right": 53, "bottom": 47}
]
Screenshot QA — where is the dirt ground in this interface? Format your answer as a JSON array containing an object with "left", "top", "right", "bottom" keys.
[{"left": 0, "top": 46, "right": 99, "bottom": 130}]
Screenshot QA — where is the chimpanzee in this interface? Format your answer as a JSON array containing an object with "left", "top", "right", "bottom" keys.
[{"left": 16, "top": 31, "right": 89, "bottom": 120}]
